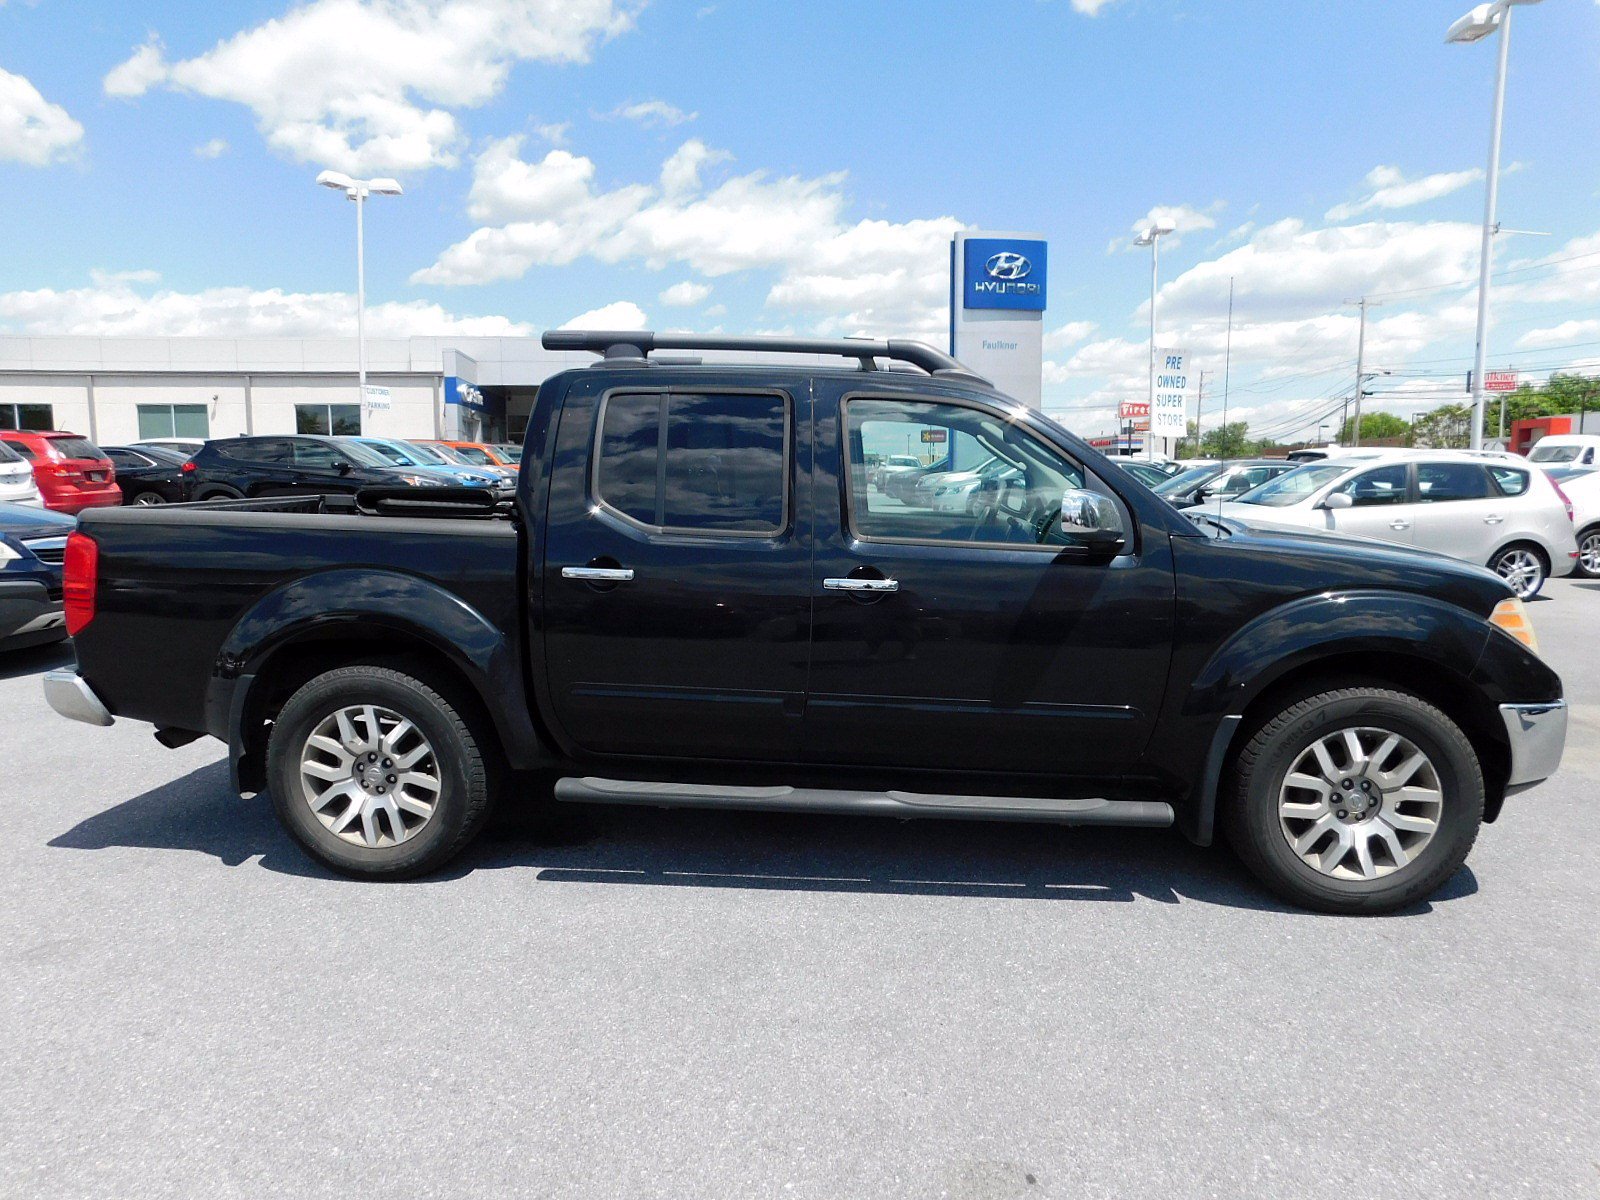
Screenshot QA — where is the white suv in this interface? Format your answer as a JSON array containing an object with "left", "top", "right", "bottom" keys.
[
  {"left": 0, "top": 438, "right": 42, "bottom": 505},
  {"left": 1212, "top": 450, "right": 1578, "bottom": 598}
]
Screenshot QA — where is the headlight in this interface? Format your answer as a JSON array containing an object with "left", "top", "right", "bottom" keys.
[
  {"left": 1489, "top": 598, "right": 1539, "bottom": 654},
  {"left": 0, "top": 540, "right": 19, "bottom": 563},
  {"left": 397, "top": 474, "right": 435, "bottom": 487}
]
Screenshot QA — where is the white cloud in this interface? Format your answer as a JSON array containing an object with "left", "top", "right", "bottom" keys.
[
  {"left": 559, "top": 300, "right": 646, "bottom": 330},
  {"left": 1044, "top": 320, "right": 1097, "bottom": 351},
  {"left": 1517, "top": 318, "right": 1600, "bottom": 350},
  {"left": 193, "top": 137, "right": 229, "bottom": 159},
  {"left": 659, "top": 280, "right": 711, "bottom": 307},
  {"left": 608, "top": 99, "right": 695, "bottom": 127},
  {"left": 1071, "top": 0, "right": 1118, "bottom": 13},
  {"left": 102, "top": 1, "right": 638, "bottom": 175},
  {"left": 0, "top": 274, "right": 533, "bottom": 338},
  {"left": 0, "top": 66, "right": 84, "bottom": 166},
  {"left": 416, "top": 137, "right": 965, "bottom": 340},
  {"left": 1327, "top": 165, "right": 1485, "bottom": 221}
]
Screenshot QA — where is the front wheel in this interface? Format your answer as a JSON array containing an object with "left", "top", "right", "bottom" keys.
[
  {"left": 1222, "top": 687, "right": 1483, "bottom": 915},
  {"left": 1489, "top": 544, "right": 1548, "bottom": 599},
  {"left": 266, "top": 664, "right": 498, "bottom": 878},
  {"left": 131, "top": 490, "right": 167, "bottom": 506},
  {"left": 1576, "top": 525, "right": 1600, "bottom": 579}
]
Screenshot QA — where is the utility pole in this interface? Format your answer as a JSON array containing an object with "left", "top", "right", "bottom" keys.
[
  {"left": 1193, "top": 370, "right": 1206, "bottom": 459},
  {"left": 1346, "top": 296, "right": 1384, "bottom": 446}
]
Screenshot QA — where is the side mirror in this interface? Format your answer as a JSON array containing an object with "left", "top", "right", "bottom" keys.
[
  {"left": 1059, "top": 488, "right": 1125, "bottom": 551},
  {"left": 335, "top": 460, "right": 353, "bottom": 475},
  {"left": 1322, "top": 491, "right": 1353, "bottom": 510}
]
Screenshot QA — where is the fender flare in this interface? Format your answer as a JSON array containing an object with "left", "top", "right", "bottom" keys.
[{"left": 205, "top": 568, "right": 548, "bottom": 779}]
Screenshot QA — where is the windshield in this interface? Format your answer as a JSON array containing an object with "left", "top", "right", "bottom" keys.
[
  {"left": 493, "top": 444, "right": 523, "bottom": 463},
  {"left": 1234, "top": 463, "right": 1352, "bottom": 507},
  {"left": 46, "top": 436, "right": 105, "bottom": 461},
  {"left": 0, "top": 440, "right": 21, "bottom": 464},
  {"left": 331, "top": 439, "right": 397, "bottom": 469},
  {"left": 401, "top": 442, "right": 450, "bottom": 465},
  {"left": 1154, "top": 465, "right": 1219, "bottom": 496},
  {"left": 1529, "top": 444, "right": 1582, "bottom": 463},
  {"left": 361, "top": 439, "right": 428, "bottom": 467}
]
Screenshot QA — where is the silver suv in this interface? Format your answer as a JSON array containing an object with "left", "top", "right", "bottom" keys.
[{"left": 1212, "top": 450, "right": 1578, "bottom": 598}]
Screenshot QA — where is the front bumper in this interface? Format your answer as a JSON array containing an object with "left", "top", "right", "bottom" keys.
[
  {"left": 1500, "top": 701, "right": 1568, "bottom": 792},
  {"left": 43, "top": 669, "right": 115, "bottom": 727}
]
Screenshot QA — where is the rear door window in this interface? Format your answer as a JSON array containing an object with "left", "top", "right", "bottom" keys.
[
  {"left": 1416, "top": 462, "right": 1492, "bottom": 502},
  {"left": 292, "top": 440, "right": 346, "bottom": 468},
  {"left": 594, "top": 391, "right": 790, "bottom": 535}
]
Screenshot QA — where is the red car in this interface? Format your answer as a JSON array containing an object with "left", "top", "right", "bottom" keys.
[{"left": 0, "top": 430, "right": 122, "bottom": 513}]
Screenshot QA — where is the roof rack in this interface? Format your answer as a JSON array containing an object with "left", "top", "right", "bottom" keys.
[{"left": 541, "top": 330, "right": 991, "bottom": 386}]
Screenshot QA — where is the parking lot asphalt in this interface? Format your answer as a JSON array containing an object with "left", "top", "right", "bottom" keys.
[{"left": 1, "top": 580, "right": 1596, "bottom": 1200}]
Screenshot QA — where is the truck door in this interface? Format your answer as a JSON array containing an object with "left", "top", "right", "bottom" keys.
[
  {"left": 541, "top": 383, "right": 812, "bottom": 761},
  {"left": 805, "top": 381, "right": 1176, "bottom": 782}
]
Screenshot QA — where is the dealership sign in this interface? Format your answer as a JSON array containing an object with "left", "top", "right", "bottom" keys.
[
  {"left": 1151, "top": 349, "right": 1195, "bottom": 438},
  {"left": 960, "top": 237, "right": 1048, "bottom": 312},
  {"left": 362, "top": 384, "right": 392, "bottom": 412},
  {"left": 1484, "top": 370, "right": 1519, "bottom": 393}
]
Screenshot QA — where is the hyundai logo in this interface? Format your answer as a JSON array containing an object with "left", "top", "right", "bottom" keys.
[{"left": 985, "top": 252, "right": 1032, "bottom": 281}]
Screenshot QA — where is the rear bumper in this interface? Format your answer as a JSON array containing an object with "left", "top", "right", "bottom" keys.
[
  {"left": 1500, "top": 701, "right": 1567, "bottom": 792},
  {"left": 43, "top": 669, "right": 115, "bottom": 727},
  {"left": 46, "top": 488, "right": 122, "bottom": 514},
  {"left": 0, "top": 577, "right": 62, "bottom": 643}
]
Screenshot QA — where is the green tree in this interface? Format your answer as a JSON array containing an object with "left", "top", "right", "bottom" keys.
[
  {"left": 1339, "top": 411, "right": 1410, "bottom": 443},
  {"left": 1411, "top": 403, "right": 1471, "bottom": 449},
  {"left": 1200, "top": 422, "right": 1253, "bottom": 459}
]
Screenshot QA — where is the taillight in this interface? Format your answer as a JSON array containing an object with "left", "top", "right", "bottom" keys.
[
  {"left": 63, "top": 532, "right": 97, "bottom": 636},
  {"left": 1551, "top": 479, "right": 1574, "bottom": 522},
  {"left": 181, "top": 461, "right": 196, "bottom": 473}
]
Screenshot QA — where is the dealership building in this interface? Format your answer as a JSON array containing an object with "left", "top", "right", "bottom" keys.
[{"left": 0, "top": 335, "right": 594, "bottom": 447}]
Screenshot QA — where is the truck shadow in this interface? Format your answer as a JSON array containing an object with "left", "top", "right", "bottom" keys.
[
  {"left": 49, "top": 760, "right": 1479, "bottom": 916},
  {"left": 0, "top": 640, "right": 73, "bottom": 682}
]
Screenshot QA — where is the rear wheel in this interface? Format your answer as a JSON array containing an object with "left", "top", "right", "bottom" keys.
[
  {"left": 1223, "top": 686, "right": 1483, "bottom": 914},
  {"left": 1576, "top": 525, "right": 1600, "bottom": 579},
  {"left": 195, "top": 485, "right": 243, "bottom": 502},
  {"left": 131, "top": 490, "right": 166, "bottom": 506},
  {"left": 1489, "top": 543, "right": 1548, "bottom": 599},
  {"left": 266, "top": 664, "right": 498, "bottom": 878}
]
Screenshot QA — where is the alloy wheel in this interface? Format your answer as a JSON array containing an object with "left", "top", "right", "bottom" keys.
[
  {"left": 298, "top": 705, "right": 441, "bottom": 848},
  {"left": 1580, "top": 531, "right": 1600, "bottom": 576},
  {"left": 1492, "top": 548, "right": 1544, "bottom": 599},
  {"left": 1277, "top": 726, "right": 1443, "bottom": 881}
]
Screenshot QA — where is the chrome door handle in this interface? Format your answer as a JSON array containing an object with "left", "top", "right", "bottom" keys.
[
  {"left": 824, "top": 577, "right": 899, "bottom": 594},
  {"left": 562, "top": 566, "right": 634, "bottom": 582},
  {"left": 1484, "top": 515, "right": 1504, "bottom": 525},
  {"left": 1389, "top": 520, "right": 1411, "bottom": 530}
]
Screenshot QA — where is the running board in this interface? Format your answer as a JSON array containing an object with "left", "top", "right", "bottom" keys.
[{"left": 553, "top": 777, "right": 1173, "bottom": 828}]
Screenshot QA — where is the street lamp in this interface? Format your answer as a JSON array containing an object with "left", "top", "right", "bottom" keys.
[
  {"left": 1134, "top": 219, "right": 1177, "bottom": 460},
  {"left": 316, "top": 170, "right": 404, "bottom": 415},
  {"left": 1447, "top": 0, "right": 1543, "bottom": 449}
]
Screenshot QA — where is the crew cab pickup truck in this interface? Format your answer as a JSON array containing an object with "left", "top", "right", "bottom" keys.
[{"left": 44, "top": 332, "right": 1568, "bottom": 914}]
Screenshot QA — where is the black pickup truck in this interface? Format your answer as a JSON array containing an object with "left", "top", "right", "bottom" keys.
[{"left": 44, "top": 332, "right": 1568, "bottom": 913}]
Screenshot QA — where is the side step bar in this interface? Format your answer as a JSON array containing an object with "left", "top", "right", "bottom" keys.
[{"left": 553, "top": 777, "right": 1173, "bottom": 828}]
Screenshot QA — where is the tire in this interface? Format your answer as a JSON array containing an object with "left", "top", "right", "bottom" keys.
[
  {"left": 1488, "top": 542, "right": 1548, "bottom": 600},
  {"left": 266, "top": 664, "right": 498, "bottom": 879},
  {"left": 1222, "top": 686, "right": 1484, "bottom": 915},
  {"left": 1576, "top": 525, "right": 1600, "bottom": 580},
  {"left": 196, "top": 486, "right": 243, "bottom": 502},
  {"left": 131, "top": 490, "right": 167, "bottom": 506}
]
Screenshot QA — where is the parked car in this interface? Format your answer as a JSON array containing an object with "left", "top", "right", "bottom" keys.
[
  {"left": 185, "top": 435, "right": 442, "bottom": 500},
  {"left": 1153, "top": 459, "right": 1301, "bottom": 509},
  {"left": 345, "top": 437, "right": 507, "bottom": 492},
  {"left": 0, "top": 430, "right": 121, "bottom": 514},
  {"left": 46, "top": 331, "right": 1567, "bottom": 915},
  {"left": 1546, "top": 466, "right": 1600, "bottom": 578},
  {"left": 0, "top": 500, "right": 72, "bottom": 650},
  {"left": 131, "top": 438, "right": 206, "bottom": 458},
  {"left": 870, "top": 454, "right": 922, "bottom": 490},
  {"left": 1527, "top": 434, "right": 1600, "bottom": 468},
  {"left": 103, "top": 445, "right": 192, "bottom": 505},
  {"left": 884, "top": 457, "right": 954, "bottom": 504},
  {"left": 1112, "top": 460, "right": 1175, "bottom": 488},
  {"left": 413, "top": 440, "right": 516, "bottom": 483},
  {"left": 490, "top": 443, "right": 523, "bottom": 465},
  {"left": 1211, "top": 451, "right": 1579, "bottom": 598},
  {"left": 0, "top": 437, "right": 43, "bottom": 506}
]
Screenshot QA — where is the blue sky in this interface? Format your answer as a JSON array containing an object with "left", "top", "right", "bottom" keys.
[{"left": 1, "top": 0, "right": 1598, "bottom": 440}]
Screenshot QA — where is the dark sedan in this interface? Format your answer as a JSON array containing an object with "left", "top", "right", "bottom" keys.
[
  {"left": 1154, "top": 459, "right": 1301, "bottom": 509},
  {"left": 0, "top": 500, "right": 72, "bottom": 650},
  {"left": 104, "top": 445, "right": 193, "bottom": 505}
]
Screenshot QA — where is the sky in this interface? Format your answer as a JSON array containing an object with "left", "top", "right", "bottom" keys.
[{"left": 1, "top": 0, "right": 1598, "bottom": 443}]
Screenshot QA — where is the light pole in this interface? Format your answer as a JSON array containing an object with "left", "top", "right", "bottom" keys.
[
  {"left": 1448, "top": 0, "right": 1543, "bottom": 449},
  {"left": 1134, "top": 219, "right": 1177, "bottom": 460},
  {"left": 316, "top": 170, "right": 404, "bottom": 417}
]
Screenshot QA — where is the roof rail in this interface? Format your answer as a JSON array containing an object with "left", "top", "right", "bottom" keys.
[{"left": 540, "top": 330, "right": 991, "bottom": 385}]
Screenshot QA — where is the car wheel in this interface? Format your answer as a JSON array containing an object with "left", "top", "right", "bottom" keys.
[
  {"left": 1577, "top": 525, "right": 1600, "bottom": 580},
  {"left": 266, "top": 664, "right": 499, "bottom": 879},
  {"left": 1222, "top": 686, "right": 1483, "bottom": 915},
  {"left": 131, "top": 490, "right": 166, "bottom": 506},
  {"left": 1488, "top": 544, "right": 1548, "bottom": 599}
]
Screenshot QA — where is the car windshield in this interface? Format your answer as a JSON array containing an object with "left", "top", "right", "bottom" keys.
[
  {"left": 136, "top": 445, "right": 191, "bottom": 466},
  {"left": 0, "top": 440, "right": 21, "bottom": 463},
  {"left": 1528, "top": 444, "right": 1581, "bottom": 463},
  {"left": 1233, "top": 462, "right": 1352, "bottom": 506},
  {"left": 402, "top": 442, "right": 451, "bottom": 465},
  {"left": 360, "top": 440, "right": 423, "bottom": 467},
  {"left": 331, "top": 440, "right": 395, "bottom": 468},
  {"left": 427, "top": 444, "right": 475, "bottom": 465},
  {"left": 493, "top": 444, "right": 523, "bottom": 463},
  {"left": 47, "top": 436, "right": 105, "bottom": 461},
  {"left": 1153, "top": 465, "right": 1219, "bottom": 496},
  {"left": 1546, "top": 466, "right": 1594, "bottom": 483}
]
